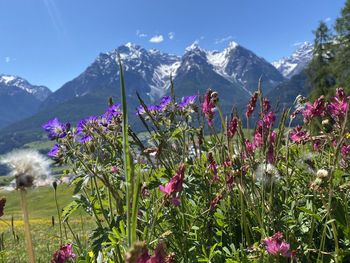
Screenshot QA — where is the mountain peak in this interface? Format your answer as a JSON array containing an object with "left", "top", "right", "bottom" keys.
[
  {"left": 0, "top": 74, "right": 17, "bottom": 84},
  {"left": 185, "top": 42, "right": 202, "bottom": 52},
  {"left": 227, "top": 41, "right": 239, "bottom": 50},
  {"left": 272, "top": 41, "right": 313, "bottom": 79}
]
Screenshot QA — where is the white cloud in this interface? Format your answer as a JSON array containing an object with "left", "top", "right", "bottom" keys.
[
  {"left": 5, "top": 57, "right": 10, "bottom": 63},
  {"left": 136, "top": 29, "right": 147, "bottom": 38},
  {"left": 168, "top": 32, "right": 175, "bottom": 40},
  {"left": 325, "top": 17, "right": 331, "bottom": 23},
  {"left": 149, "top": 34, "right": 164, "bottom": 43},
  {"left": 292, "top": 41, "right": 303, "bottom": 47},
  {"left": 214, "top": 35, "right": 233, "bottom": 44}
]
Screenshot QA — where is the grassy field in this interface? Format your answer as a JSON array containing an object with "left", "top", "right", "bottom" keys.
[{"left": 0, "top": 184, "right": 92, "bottom": 262}]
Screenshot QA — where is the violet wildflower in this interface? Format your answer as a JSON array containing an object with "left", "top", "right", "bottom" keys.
[
  {"left": 202, "top": 89, "right": 216, "bottom": 126},
  {"left": 178, "top": 95, "right": 196, "bottom": 109},
  {"left": 246, "top": 92, "right": 258, "bottom": 118},
  {"left": 290, "top": 125, "right": 309, "bottom": 144},
  {"left": 48, "top": 144, "right": 61, "bottom": 158},
  {"left": 76, "top": 116, "right": 97, "bottom": 135},
  {"left": 159, "top": 96, "right": 171, "bottom": 110},
  {"left": 51, "top": 243, "right": 76, "bottom": 263},
  {"left": 137, "top": 105, "right": 147, "bottom": 115},
  {"left": 42, "top": 118, "right": 69, "bottom": 140},
  {"left": 105, "top": 104, "right": 121, "bottom": 117},
  {"left": 263, "top": 232, "right": 294, "bottom": 258}
]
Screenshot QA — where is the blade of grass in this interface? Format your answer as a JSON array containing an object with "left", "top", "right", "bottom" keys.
[{"left": 118, "top": 54, "right": 133, "bottom": 247}]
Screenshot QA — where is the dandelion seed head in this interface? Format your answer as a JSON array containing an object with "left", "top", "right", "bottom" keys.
[
  {"left": 255, "top": 163, "right": 280, "bottom": 185},
  {"left": 316, "top": 169, "right": 329, "bottom": 178},
  {"left": 1, "top": 149, "right": 52, "bottom": 189}
]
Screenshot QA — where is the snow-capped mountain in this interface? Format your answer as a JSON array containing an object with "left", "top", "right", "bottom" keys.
[
  {"left": 0, "top": 41, "right": 287, "bottom": 154},
  {"left": 0, "top": 74, "right": 52, "bottom": 128},
  {"left": 272, "top": 42, "right": 313, "bottom": 79},
  {"left": 0, "top": 74, "right": 51, "bottom": 101}
]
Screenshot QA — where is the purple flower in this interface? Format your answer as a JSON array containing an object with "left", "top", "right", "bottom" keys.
[
  {"left": 42, "top": 118, "right": 69, "bottom": 140},
  {"left": 178, "top": 95, "right": 196, "bottom": 109},
  {"left": 76, "top": 116, "right": 97, "bottom": 135},
  {"left": 51, "top": 243, "right": 76, "bottom": 263},
  {"left": 263, "top": 232, "right": 294, "bottom": 258},
  {"left": 159, "top": 96, "right": 171, "bottom": 109},
  {"left": 79, "top": 135, "right": 93, "bottom": 143},
  {"left": 106, "top": 104, "right": 121, "bottom": 117},
  {"left": 48, "top": 144, "right": 60, "bottom": 158}
]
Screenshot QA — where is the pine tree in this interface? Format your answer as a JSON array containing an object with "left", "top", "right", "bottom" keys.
[
  {"left": 306, "top": 21, "right": 335, "bottom": 99},
  {"left": 334, "top": 0, "right": 350, "bottom": 90}
]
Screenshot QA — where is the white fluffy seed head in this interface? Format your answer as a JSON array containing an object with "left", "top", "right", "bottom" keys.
[
  {"left": 1, "top": 149, "right": 52, "bottom": 189},
  {"left": 316, "top": 169, "right": 329, "bottom": 178},
  {"left": 254, "top": 163, "right": 280, "bottom": 185}
]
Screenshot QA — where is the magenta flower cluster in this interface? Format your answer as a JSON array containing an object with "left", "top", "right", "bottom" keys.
[
  {"left": 202, "top": 89, "right": 216, "bottom": 126},
  {"left": 263, "top": 232, "right": 295, "bottom": 258},
  {"left": 159, "top": 164, "right": 185, "bottom": 206},
  {"left": 51, "top": 244, "right": 76, "bottom": 263}
]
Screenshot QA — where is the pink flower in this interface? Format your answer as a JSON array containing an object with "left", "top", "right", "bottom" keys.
[
  {"left": 341, "top": 144, "right": 350, "bottom": 160},
  {"left": 51, "top": 244, "right": 76, "bottom": 263},
  {"left": 207, "top": 152, "right": 219, "bottom": 182},
  {"left": 159, "top": 164, "right": 185, "bottom": 205},
  {"left": 263, "top": 98, "right": 271, "bottom": 113},
  {"left": 313, "top": 139, "right": 322, "bottom": 151},
  {"left": 246, "top": 92, "right": 258, "bottom": 118},
  {"left": 245, "top": 139, "right": 254, "bottom": 155},
  {"left": 253, "top": 124, "right": 264, "bottom": 148},
  {"left": 227, "top": 117, "right": 238, "bottom": 138},
  {"left": 290, "top": 125, "right": 309, "bottom": 144},
  {"left": 262, "top": 111, "right": 276, "bottom": 128},
  {"left": 210, "top": 194, "right": 223, "bottom": 210},
  {"left": 159, "top": 165, "right": 185, "bottom": 195},
  {"left": 302, "top": 96, "right": 326, "bottom": 123},
  {"left": 136, "top": 243, "right": 173, "bottom": 263},
  {"left": 328, "top": 88, "right": 349, "bottom": 121},
  {"left": 202, "top": 89, "right": 216, "bottom": 126},
  {"left": 263, "top": 232, "right": 294, "bottom": 258},
  {"left": 267, "top": 145, "right": 275, "bottom": 164}
]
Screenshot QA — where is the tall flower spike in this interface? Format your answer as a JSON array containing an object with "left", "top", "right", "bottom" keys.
[{"left": 202, "top": 89, "right": 216, "bottom": 126}]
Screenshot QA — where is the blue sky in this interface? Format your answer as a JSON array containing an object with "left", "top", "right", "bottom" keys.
[{"left": 0, "top": 0, "right": 345, "bottom": 91}]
